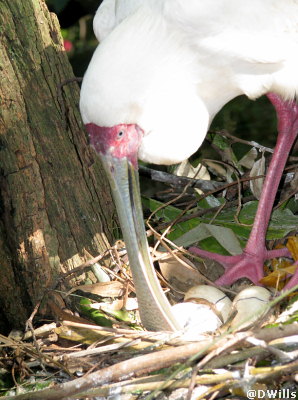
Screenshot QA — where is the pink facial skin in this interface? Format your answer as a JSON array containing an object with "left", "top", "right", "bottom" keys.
[{"left": 86, "top": 123, "right": 144, "bottom": 168}]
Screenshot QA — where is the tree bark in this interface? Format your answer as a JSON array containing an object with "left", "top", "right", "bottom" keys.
[{"left": 0, "top": 0, "right": 116, "bottom": 330}]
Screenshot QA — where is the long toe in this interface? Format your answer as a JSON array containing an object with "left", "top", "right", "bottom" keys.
[
  {"left": 214, "top": 252, "right": 265, "bottom": 286},
  {"left": 189, "top": 247, "right": 266, "bottom": 285}
]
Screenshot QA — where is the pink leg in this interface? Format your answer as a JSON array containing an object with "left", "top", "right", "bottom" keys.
[{"left": 190, "top": 93, "right": 298, "bottom": 287}]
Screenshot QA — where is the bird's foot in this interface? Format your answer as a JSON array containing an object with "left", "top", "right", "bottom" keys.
[{"left": 189, "top": 246, "right": 291, "bottom": 286}]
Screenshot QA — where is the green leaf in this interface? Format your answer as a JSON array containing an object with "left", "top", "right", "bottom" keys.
[
  {"left": 200, "top": 202, "right": 298, "bottom": 241},
  {"left": 142, "top": 197, "right": 181, "bottom": 221},
  {"left": 208, "top": 132, "right": 230, "bottom": 151},
  {"left": 208, "top": 132, "right": 240, "bottom": 168},
  {"left": 196, "top": 236, "right": 232, "bottom": 254},
  {"left": 197, "top": 195, "right": 223, "bottom": 209},
  {"left": 79, "top": 298, "right": 113, "bottom": 327},
  {"left": 238, "top": 202, "right": 298, "bottom": 239},
  {"left": 105, "top": 309, "right": 133, "bottom": 323},
  {"left": 142, "top": 197, "right": 201, "bottom": 241},
  {"left": 142, "top": 197, "right": 298, "bottom": 256},
  {"left": 174, "top": 223, "right": 242, "bottom": 255},
  {"left": 279, "top": 197, "right": 298, "bottom": 214}
]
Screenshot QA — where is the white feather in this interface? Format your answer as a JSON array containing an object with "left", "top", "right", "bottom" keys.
[
  {"left": 93, "top": 0, "right": 142, "bottom": 42},
  {"left": 81, "top": 0, "right": 298, "bottom": 164}
]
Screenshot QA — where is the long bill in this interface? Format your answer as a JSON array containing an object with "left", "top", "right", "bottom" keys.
[{"left": 100, "top": 154, "right": 181, "bottom": 331}]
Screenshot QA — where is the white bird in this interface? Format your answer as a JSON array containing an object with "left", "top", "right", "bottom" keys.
[{"left": 80, "top": 0, "right": 298, "bottom": 331}]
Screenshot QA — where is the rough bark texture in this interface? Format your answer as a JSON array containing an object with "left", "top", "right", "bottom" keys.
[{"left": 0, "top": 0, "right": 116, "bottom": 330}]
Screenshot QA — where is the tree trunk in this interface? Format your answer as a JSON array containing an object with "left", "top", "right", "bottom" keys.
[{"left": 0, "top": 0, "right": 116, "bottom": 331}]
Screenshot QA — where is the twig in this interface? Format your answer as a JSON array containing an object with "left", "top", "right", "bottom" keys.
[
  {"left": 186, "top": 332, "right": 250, "bottom": 400},
  {"left": 274, "top": 187, "right": 298, "bottom": 210},
  {"left": 205, "top": 332, "right": 298, "bottom": 369},
  {"left": 205, "top": 346, "right": 269, "bottom": 369},
  {"left": 22, "top": 323, "right": 58, "bottom": 340},
  {"left": 147, "top": 219, "right": 215, "bottom": 286},
  {"left": 139, "top": 165, "right": 223, "bottom": 191},
  {"left": 250, "top": 358, "right": 298, "bottom": 381},
  {"left": 149, "top": 173, "right": 264, "bottom": 234},
  {"left": 58, "top": 251, "right": 109, "bottom": 281},
  {"left": 213, "top": 129, "right": 298, "bottom": 162},
  {"left": 2, "top": 321, "right": 298, "bottom": 400},
  {"left": 154, "top": 195, "right": 255, "bottom": 232},
  {"left": 0, "top": 340, "right": 214, "bottom": 400},
  {"left": 245, "top": 337, "right": 296, "bottom": 363},
  {"left": 68, "top": 371, "right": 238, "bottom": 399},
  {"left": 212, "top": 129, "right": 275, "bottom": 154},
  {"left": 0, "top": 334, "right": 69, "bottom": 376}
]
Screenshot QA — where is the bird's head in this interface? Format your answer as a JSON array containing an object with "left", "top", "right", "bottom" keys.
[{"left": 86, "top": 123, "right": 144, "bottom": 168}]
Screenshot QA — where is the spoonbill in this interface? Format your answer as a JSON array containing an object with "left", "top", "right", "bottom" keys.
[{"left": 80, "top": 0, "right": 298, "bottom": 331}]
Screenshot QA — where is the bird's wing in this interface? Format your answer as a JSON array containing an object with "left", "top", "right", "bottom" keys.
[
  {"left": 93, "top": 0, "right": 143, "bottom": 42},
  {"left": 162, "top": 0, "right": 298, "bottom": 65}
]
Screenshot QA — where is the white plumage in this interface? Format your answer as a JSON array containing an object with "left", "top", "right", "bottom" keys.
[
  {"left": 81, "top": 0, "right": 298, "bottom": 164},
  {"left": 93, "top": 0, "right": 142, "bottom": 42}
]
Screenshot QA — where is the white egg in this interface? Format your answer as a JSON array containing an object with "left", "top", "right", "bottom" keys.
[
  {"left": 228, "top": 286, "right": 271, "bottom": 330},
  {"left": 171, "top": 302, "right": 222, "bottom": 338},
  {"left": 184, "top": 285, "right": 232, "bottom": 322}
]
